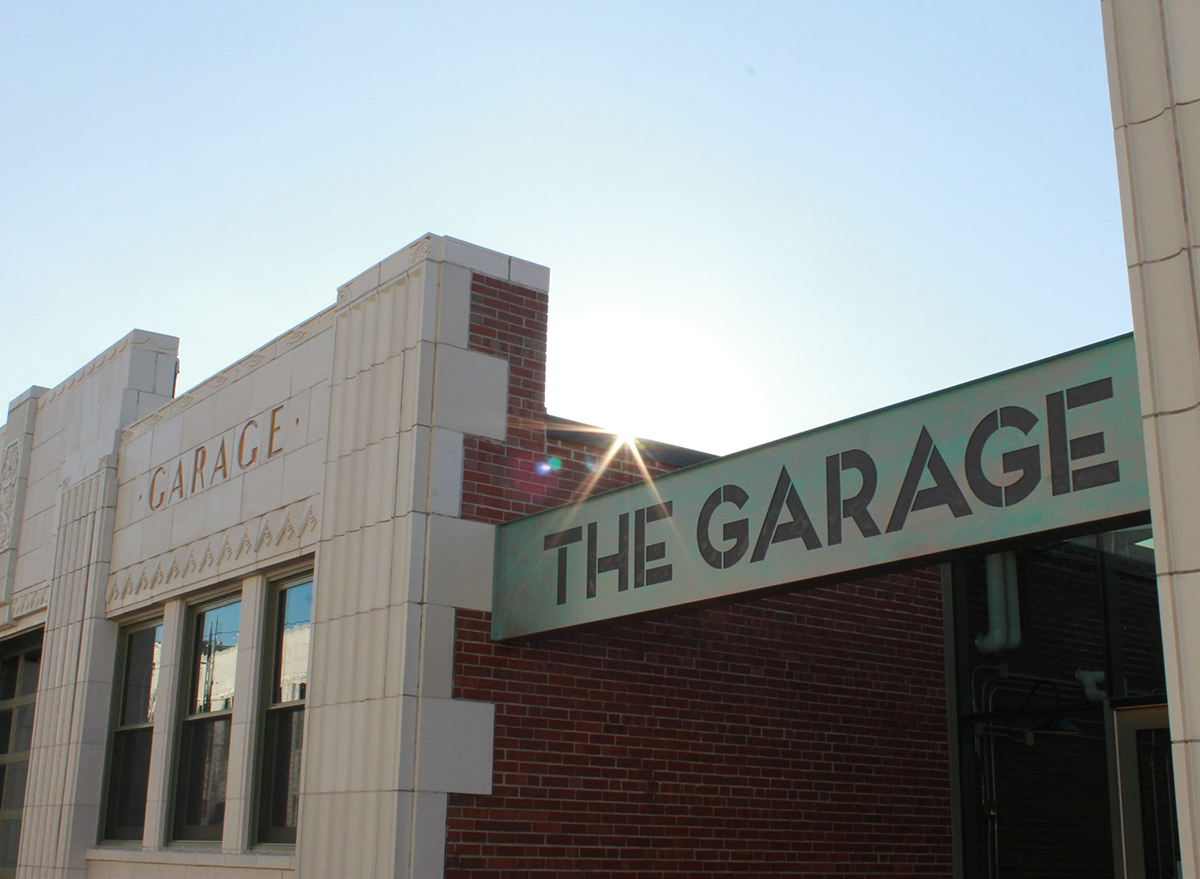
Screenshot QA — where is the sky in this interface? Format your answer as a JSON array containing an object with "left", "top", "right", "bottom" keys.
[{"left": 0, "top": 2, "right": 1130, "bottom": 455}]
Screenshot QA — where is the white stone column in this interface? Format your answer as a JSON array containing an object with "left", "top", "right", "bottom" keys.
[
  {"left": 297, "top": 236, "right": 529, "bottom": 879},
  {"left": 143, "top": 598, "right": 185, "bottom": 850},
  {"left": 223, "top": 573, "right": 267, "bottom": 851},
  {"left": 19, "top": 461, "right": 121, "bottom": 879},
  {"left": 1102, "top": 0, "right": 1200, "bottom": 873}
]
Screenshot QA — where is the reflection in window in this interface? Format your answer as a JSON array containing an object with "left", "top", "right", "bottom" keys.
[
  {"left": 105, "top": 623, "right": 162, "bottom": 840},
  {"left": 258, "top": 578, "right": 312, "bottom": 844},
  {"left": 275, "top": 580, "right": 312, "bottom": 705},
  {"left": 191, "top": 601, "right": 241, "bottom": 714},
  {"left": 1136, "top": 727, "right": 1181, "bottom": 877},
  {"left": 952, "top": 523, "right": 1164, "bottom": 878},
  {"left": 175, "top": 599, "right": 241, "bottom": 841}
]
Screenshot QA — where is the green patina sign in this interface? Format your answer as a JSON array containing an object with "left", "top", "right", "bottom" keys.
[{"left": 492, "top": 335, "right": 1149, "bottom": 640}]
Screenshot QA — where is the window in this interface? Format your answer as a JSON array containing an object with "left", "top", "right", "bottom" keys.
[
  {"left": 0, "top": 642, "right": 39, "bottom": 878},
  {"left": 173, "top": 598, "right": 241, "bottom": 841},
  {"left": 256, "top": 577, "right": 312, "bottom": 844},
  {"left": 103, "top": 567, "right": 314, "bottom": 849},
  {"left": 105, "top": 622, "right": 162, "bottom": 840}
]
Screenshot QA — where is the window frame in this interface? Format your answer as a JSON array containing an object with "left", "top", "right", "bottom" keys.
[
  {"left": 0, "top": 634, "right": 40, "bottom": 878},
  {"left": 170, "top": 592, "right": 244, "bottom": 843},
  {"left": 101, "top": 617, "right": 164, "bottom": 842},
  {"left": 253, "top": 571, "right": 313, "bottom": 846}
]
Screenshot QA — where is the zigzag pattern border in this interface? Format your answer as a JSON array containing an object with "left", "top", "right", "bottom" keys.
[
  {"left": 10, "top": 585, "right": 49, "bottom": 620},
  {"left": 105, "top": 498, "right": 320, "bottom": 609}
]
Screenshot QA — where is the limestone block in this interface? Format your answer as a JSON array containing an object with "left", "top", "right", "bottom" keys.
[
  {"left": 1109, "top": 0, "right": 1172, "bottom": 124},
  {"left": 419, "top": 604, "right": 456, "bottom": 700},
  {"left": 1177, "top": 102, "right": 1200, "bottom": 247},
  {"left": 280, "top": 441, "right": 324, "bottom": 508},
  {"left": 1141, "top": 254, "right": 1200, "bottom": 413},
  {"left": 128, "top": 348, "right": 159, "bottom": 396},
  {"left": 400, "top": 344, "right": 435, "bottom": 433},
  {"left": 1127, "top": 112, "right": 1189, "bottom": 262},
  {"left": 428, "top": 429, "right": 463, "bottom": 518},
  {"left": 441, "top": 237, "right": 509, "bottom": 280},
  {"left": 384, "top": 602, "right": 423, "bottom": 699},
  {"left": 1154, "top": 407, "right": 1200, "bottom": 574},
  {"left": 1171, "top": 740, "right": 1200, "bottom": 872},
  {"left": 432, "top": 346, "right": 509, "bottom": 441},
  {"left": 148, "top": 418, "right": 183, "bottom": 471},
  {"left": 291, "top": 328, "right": 334, "bottom": 392},
  {"left": 436, "top": 262, "right": 472, "bottom": 349},
  {"left": 405, "top": 271, "right": 438, "bottom": 353},
  {"left": 424, "top": 515, "right": 494, "bottom": 612},
  {"left": 411, "top": 791, "right": 448, "bottom": 879},
  {"left": 1164, "top": 0, "right": 1200, "bottom": 105},
  {"left": 415, "top": 698, "right": 494, "bottom": 795},
  {"left": 395, "top": 428, "right": 431, "bottom": 516},
  {"left": 510, "top": 257, "right": 550, "bottom": 292}
]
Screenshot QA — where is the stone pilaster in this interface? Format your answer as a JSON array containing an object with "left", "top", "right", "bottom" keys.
[
  {"left": 1102, "top": 0, "right": 1200, "bottom": 872},
  {"left": 297, "top": 236, "right": 509, "bottom": 879},
  {"left": 0, "top": 389, "right": 46, "bottom": 614},
  {"left": 19, "top": 461, "right": 120, "bottom": 879}
]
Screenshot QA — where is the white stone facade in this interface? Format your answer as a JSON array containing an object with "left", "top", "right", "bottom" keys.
[
  {"left": 1102, "top": 1, "right": 1200, "bottom": 874},
  {"left": 0, "top": 235, "right": 544, "bottom": 878}
]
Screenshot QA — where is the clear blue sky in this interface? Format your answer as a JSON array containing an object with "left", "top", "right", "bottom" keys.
[{"left": 1, "top": 2, "right": 1128, "bottom": 454}]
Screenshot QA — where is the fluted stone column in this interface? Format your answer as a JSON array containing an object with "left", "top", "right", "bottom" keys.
[
  {"left": 1101, "top": 0, "right": 1200, "bottom": 872},
  {"left": 297, "top": 236, "right": 513, "bottom": 879}
]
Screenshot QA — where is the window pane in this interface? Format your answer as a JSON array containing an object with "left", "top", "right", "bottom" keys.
[
  {"left": 121, "top": 626, "right": 162, "bottom": 727},
  {"left": 175, "top": 716, "right": 231, "bottom": 839},
  {"left": 1, "top": 764, "right": 25, "bottom": 812},
  {"left": 191, "top": 602, "right": 240, "bottom": 715},
  {"left": 274, "top": 582, "right": 312, "bottom": 704},
  {"left": 11, "top": 707, "right": 33, "bottom": 754},
  {"left": 0, "top": 819, "right": 18, "bottom": 869},
  {"left": 16, "top": 653, "right": 39, "bottom": 698},
  {"left": 0, "top": 659, "right": 17, "bottom": 703},
  {"left": 0, "top": 712, "right": 12, "bottom": 757},
  {"left": 106, "top": 727, "right": 153, "bottom": 839},
  {"left": 258, "top": 706, "right": 304, "bottom": 843}
]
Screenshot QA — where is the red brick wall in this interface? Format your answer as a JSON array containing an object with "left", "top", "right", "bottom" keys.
[
  {"left": 449, "top": 575, "right": 952, "bottom": 877},
  {"left": 448, "top": 271, "right": 954, "bottom": 875}
]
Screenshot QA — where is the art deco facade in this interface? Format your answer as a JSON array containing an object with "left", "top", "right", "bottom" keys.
[{"left": 0, "top": 1, "right": 1192, "bottom": 874}]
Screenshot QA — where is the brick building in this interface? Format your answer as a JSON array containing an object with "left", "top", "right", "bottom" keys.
[
  {"left": 0, "top": 230, "right": 1176, "bottom": 879},
  {"left": 0, "top": 0, "right": 1194, "bottom": 873}
]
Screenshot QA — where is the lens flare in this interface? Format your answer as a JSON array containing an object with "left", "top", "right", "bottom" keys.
[{"left": 534, "top": 457, "right": 563, "bottom": 477}]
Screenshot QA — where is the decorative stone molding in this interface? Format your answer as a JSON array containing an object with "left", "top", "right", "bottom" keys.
[
  {"left": 37, "top": 330, "right": 176, "bottom": 409},
  {"left": 0, "top": 442, "right": 19, "bottom": 551},
  {"left": 10, "top": 585, "right": 49, "bottom": 620},
  {"left": 409, "top": 236, "right": 430, "bottom": 265},
  {"left": 105, "top": 497, "right": 320, "bottom": 612},
  {"left": 120, "top": 307, "right": 336, "bottom": 444},
  {"left": 337, "top": 234, "right": 433, "bottom": 306}
]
